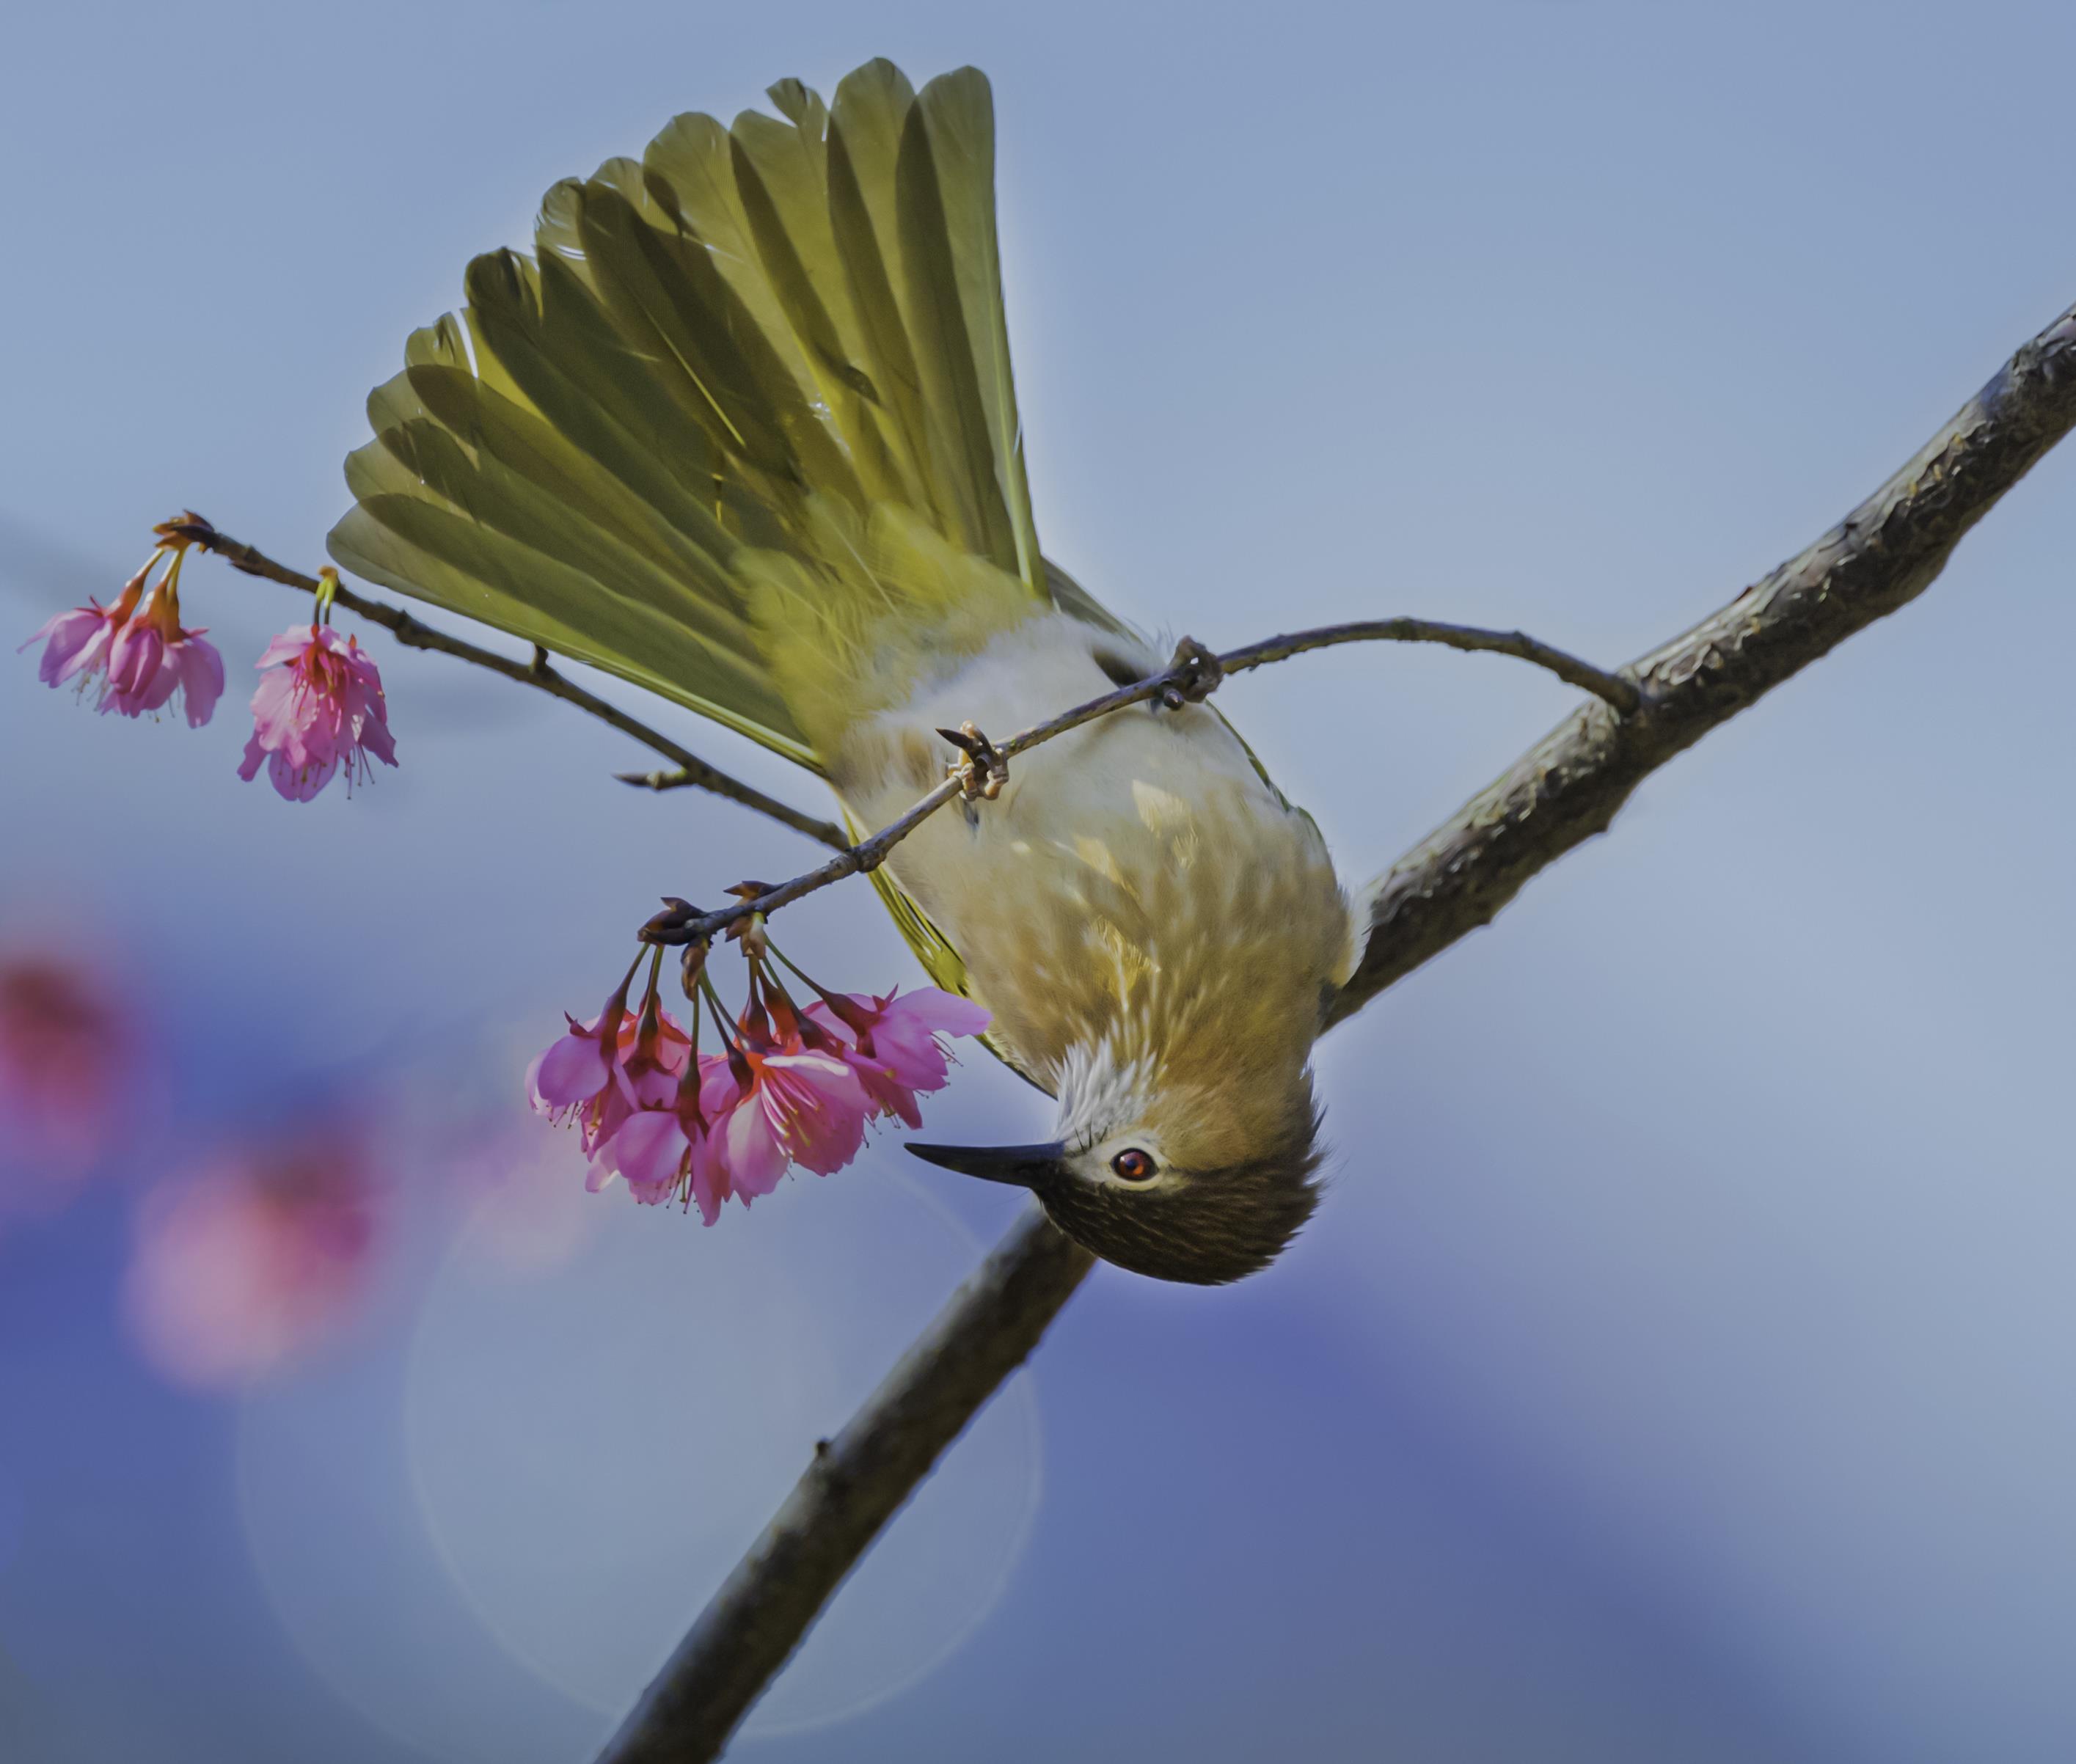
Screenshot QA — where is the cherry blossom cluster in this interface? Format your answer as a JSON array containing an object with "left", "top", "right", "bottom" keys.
[
  {"left": 529, "top": 937, "right": 989, "bottom": 1223},
  {"left": 20, "top": 536, "right": 396, "bottom": 803}
]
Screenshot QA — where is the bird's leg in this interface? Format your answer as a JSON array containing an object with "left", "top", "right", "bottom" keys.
[
  {"left": 1161, "top": 636, "right": 1224, "bottom": 709},
  {"left": 938, "top": 721, "right": 1009, "bottom": 801}
]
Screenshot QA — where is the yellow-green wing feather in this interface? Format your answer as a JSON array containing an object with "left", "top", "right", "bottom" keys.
[
  {"left": 328, "top": 59, "right": 1120, "bottom": 1033},
  {"left": 327, "top": 60, "right": 1070, "bottom": 766}
]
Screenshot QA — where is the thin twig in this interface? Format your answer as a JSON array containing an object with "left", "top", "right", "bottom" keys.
[
  {"left": 1221, "top": 618, "right": 1640, "bottom": 711},
  {"left": 158, "top": 516, "right": 849, "bottom": 852},
  {"left": 599, "top": 293, "right": 2076, "bottom": 1764},
  {"left": 645, "top": 618, "right": 1637, "bottom": 949}
]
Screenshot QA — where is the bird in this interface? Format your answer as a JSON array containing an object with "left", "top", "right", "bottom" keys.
[{"left": 328, "top": 59, "right": 1362, "bottom": 1284}]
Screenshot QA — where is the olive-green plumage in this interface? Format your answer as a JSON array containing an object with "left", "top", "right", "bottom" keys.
[{"left": 330, "top": 59, "right": 1360, "bottom": 1283}]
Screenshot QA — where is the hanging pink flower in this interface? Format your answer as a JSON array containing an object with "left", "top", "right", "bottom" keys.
[
  {"left": 123, "top": 1135, "right": 381, "bottom": 1387},
  {"left": 807, "top": 987, "right": 992, "bottom": 1127},
  {"left": 717, "top": 1042, "right": 871, "bottom": 1190},
  {"left": 22, "top": 602, "right": 117, "bottom": 686},
  {"left": 613, "top": 1000, "right": 693, "bottom": 1106},
  {"left": 544, "top": 948, "right": 978, "bottom": 1226},
  {"left": 528, "top": 1009, "right": 624, "bottom": 1118},
  {"left": 21, "top": 550, "right": 222, "bottom": 726},
  {"left": 101, "top": 587, "right": 224, "bottom": 725},
  {"left": 581, "top": 997, "right": 695, "bottom": 1190},
  {"left": 527, "top": 975, "right": 641, "bottom": 1158},
  {"left": 607, "top": 1055, "right": 738, "bottom": 1222},
  {"left": 19, "top": 563, "right": 142, "bottom": 689},
  {"left": 237, "top": 623, "right": 397, "bottom": 802}
]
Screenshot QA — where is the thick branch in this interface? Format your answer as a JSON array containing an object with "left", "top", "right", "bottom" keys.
[
  {"left": 600, "top": 295, "right": 2076, "bottom": 1763},
  {"left": 594, "top": 1205, "right": 1094, "bottom": 1764},
  {"left": 159, "top": 517, "right": 849, "bottom": 852},
  {"left": 1330, "top": 298, "right": 2076, "bottom": 1019}
]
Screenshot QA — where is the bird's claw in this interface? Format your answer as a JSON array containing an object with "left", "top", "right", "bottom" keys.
[
  {"left": 1162, "top": 637, "right": 1224, "bottom": 709},
  {"left": 938, "top": 721, "right": 1009, "bottom": 801}
]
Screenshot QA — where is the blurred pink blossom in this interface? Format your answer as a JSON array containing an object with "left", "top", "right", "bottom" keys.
[
  {"left": 124, "top": 1136, "right": 381, "bottom": 1387},
  {"left": 0, "top": 954, "right": 132, "bottom": 1187},
  {"left": 237, "top": 623, "right": 397, "bottom": 801}
]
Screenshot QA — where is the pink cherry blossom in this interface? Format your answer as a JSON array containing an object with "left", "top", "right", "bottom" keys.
[
  {"left": 722, "top": 1044, "right": 871, "bottom": 1187},
  {"left": 527, "top": 1008, "right": 626, "bottom": 1117},
  {"left": 95, "top": 561, "right": 224, "bottom": 725},
  {"left": 527, "top": 977, "right": 646, "bottom": 1158},
  {"left": 21, "top": 562, "right": 148, "bottom": 690},
  {"left": 613, "top": 1000, "right": 693, "bottom": 1105},
  {"left": 580, "top": 998, "right": 695, "bottom": 1189},
  {"left": 124, "top": 1136, "right": 381, "bottom": 1387},
  {"left": 237, "top": 623, "right": 397, "bottom": 802},
  {"left": 21, "top": 601, "right": 119, "bottom": 687},
  {"left": 605, "top": 1055, "right": 739, "bottom": 1222},
  {"left": 22, "top": 545, "right": 223, "bottom": 724},
  {"left": 547, "top": 955, "right": 979, "bottom": 1226},
  {"left": 807, "top": 987, "right": 992, "bottom": 1128}
]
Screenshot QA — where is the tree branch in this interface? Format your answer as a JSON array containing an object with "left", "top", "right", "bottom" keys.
[
  {"left": 158, "top": 517, "right": 849, "bottom": 852},
  {"left": 597, "top": 293, "right": 2076, "bottom": 1763},
  {"left": 1331, "top": 297, "right": 2076, "bottom": 1019},
  {"left": 595, "top": 1205, "right": 1094, "bottom": 1764}
]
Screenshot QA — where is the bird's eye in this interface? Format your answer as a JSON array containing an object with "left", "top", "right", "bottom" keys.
[{"left": 1110, "top": 1148, "right": 1157, "bottom": 1182}]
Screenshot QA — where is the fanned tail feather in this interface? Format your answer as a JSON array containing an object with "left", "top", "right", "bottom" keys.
[{"left": 327, "top": 59, "right": 1106, "bottom": 776}]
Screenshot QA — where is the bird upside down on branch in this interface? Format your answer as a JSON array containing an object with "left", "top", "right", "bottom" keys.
[
  {"left": 324, "top": 56, "right": 1531, "bottom": 1284},
  {"left": 31, "top": 50, "right": 2076, "bottom": 1764}
]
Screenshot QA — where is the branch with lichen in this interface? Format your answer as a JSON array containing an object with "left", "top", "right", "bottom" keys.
[{"left": 589, "top": 293, "right": 2076, "bottom": 1764}]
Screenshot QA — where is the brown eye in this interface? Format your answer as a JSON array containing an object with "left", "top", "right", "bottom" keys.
[{"left": 1111, "top": 1148, "right": 1157, "bottom": 1182}]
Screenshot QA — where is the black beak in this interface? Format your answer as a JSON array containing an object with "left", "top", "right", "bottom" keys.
[{"left": 904, "top": 1139, "right": 1068, "bottom": 1189}]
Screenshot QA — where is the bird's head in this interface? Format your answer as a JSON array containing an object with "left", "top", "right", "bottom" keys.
[
  {"left": 908, "top": 762, "right": 1355, "bottom": 1283},
  {"left": 910, "top": 1042, "right": 1326, "bottom": 1285}
]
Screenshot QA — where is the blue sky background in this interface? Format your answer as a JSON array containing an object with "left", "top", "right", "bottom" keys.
[{"left": 6, "top": 3, "right": 2076, "bottom": 1760}]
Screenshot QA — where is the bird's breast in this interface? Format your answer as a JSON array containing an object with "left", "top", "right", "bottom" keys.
[{"left": 831, "top": 615, "right": 1356, "bottom": 1091}]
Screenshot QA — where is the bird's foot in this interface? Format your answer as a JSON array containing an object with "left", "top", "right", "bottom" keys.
[
  {"left": 1161, "top": 637, "right": 1224, "bottom": 709},
  {"left": 938, "top": 721, "right": 1009, "bottom": 801}
]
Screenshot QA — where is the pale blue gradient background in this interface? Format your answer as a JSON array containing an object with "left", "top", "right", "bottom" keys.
[{"left": 6, "top": 3, "right": 2076, "bottom": 1760}]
